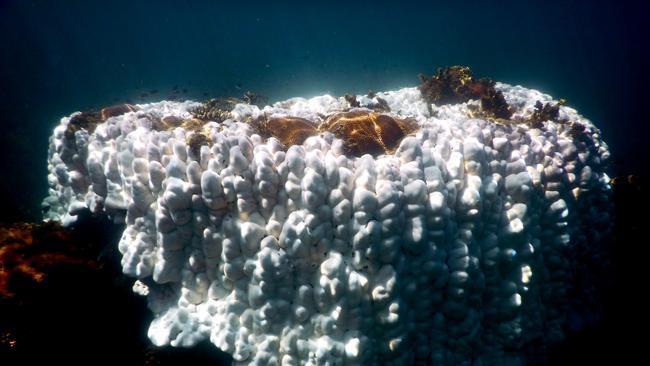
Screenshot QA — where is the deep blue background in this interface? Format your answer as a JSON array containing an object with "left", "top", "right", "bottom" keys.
[{"left": 1, "top": 0, "right": 648, "bottom": 221}]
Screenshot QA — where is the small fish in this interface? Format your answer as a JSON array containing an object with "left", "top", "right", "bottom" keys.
[
  {"left": 150, "top": 89, "right": 158, "bottom": 94},
  {"left": 203, "top": 92, "right": 209, "bottom": 97},
  {"left": 182, "top": 89, "right": 187, "bottom": 93},
  {"left": 235, "top": 83, "right": 242, "bottom": 90},
  {"left": 172, "top": 85, "right": 179, "bottom": 90},
  {"left": 140, "top": 93, "right": 148, "bottom": 98}
]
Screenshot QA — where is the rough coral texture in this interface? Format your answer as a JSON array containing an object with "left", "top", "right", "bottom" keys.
[{"left": 43, "top": 82, "right": 613, "bottom": 365}]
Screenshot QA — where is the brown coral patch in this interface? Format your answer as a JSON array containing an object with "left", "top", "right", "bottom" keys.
[
  {"left": 100, "top": 104, "right": 137, "bottom": 121},
  {"left": 319, "top": 111, "right": 417, "bottom": 157},
  {"left": 266, "top": 116, "right": 319, "bottom": 146},
  {"left": 246, "top": 112, "right": 416, "bottom": 157}
]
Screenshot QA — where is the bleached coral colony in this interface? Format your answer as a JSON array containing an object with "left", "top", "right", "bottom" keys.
[{"left": 43, "top": 77, "right": 613, "bottom": 365}]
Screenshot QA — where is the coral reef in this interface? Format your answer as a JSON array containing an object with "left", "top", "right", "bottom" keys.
[
  {"left": 42, "top": 72, "right": 613, "bottom": 365},
  {"left": 248, "top": 112, "right": 415, "bottom": 157}
]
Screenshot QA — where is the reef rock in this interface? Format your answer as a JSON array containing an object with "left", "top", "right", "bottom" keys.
[{"left": 43, "top": 78, "right": 613, "bottom": 365}]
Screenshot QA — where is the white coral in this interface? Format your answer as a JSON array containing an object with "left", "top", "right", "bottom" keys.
[{"left": 43, "top": 84, "right": 613, "bottom": 365}]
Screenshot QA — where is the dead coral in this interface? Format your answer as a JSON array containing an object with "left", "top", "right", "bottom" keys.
[
  {"left": 162, "top": 115, "right": 184, "bottom": 127},
  {"left": 191, "top": 98, "right": 241, "bottom": 122},
  {"left": 418, "top": 65, "right": 512, "bottom": 119},
  {"left": 151, "top": 115, "right": 184, "bottom": 131},
  {"left": 187, "top": 133, "right": 210, "bottom": 160},
  {"left": 61, "top": 110, "right": 104, "bottom": 166},
  {"left": 66, "top": 104, "right": 139, "bottom": 139},
  {"left": 344, "top": 94, "right": 360, "bottom": 108},
  {"left": 529, "top": 100, "right": 564, "bottom": 128},
  {"left": 367, "top": 97, "right": 391, "bottom": 112},
  {"left": 418, "top": 66, "right": 475, "bottom": 105},
  {"left": 64, "top": 110, "right": 102, "bottom": 140},
  {"left": 569, "top": 121, "right": 586, "bottom": 139},
  {"left": 243, "top": 91, "right": 269, "bottom": 108},
  {"left": 149, "top": 115, "right": 213, "bottom": 155},
  {"left": 480, "top": 85, "right": 513, "bottom": 120},
  {"left": 180, "top": 118, "right": 213, "bottom": 158},
  {"left": 180, "top": 118, "right": 207, "bottom": 133},
  {"left": 319, "top": 111, "right": 416, "bottom": 157},
  {"left": 245, "top": 115, "right": 272, "bottom": 140}
]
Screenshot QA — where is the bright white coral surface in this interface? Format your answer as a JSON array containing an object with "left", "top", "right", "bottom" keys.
[{"left": 44, "top": 84, "right": 613, "bottom": 365}]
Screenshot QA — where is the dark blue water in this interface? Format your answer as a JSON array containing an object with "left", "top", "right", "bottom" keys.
[{"left": 1, "top": 0, "right": 648, "bottom": 221}]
